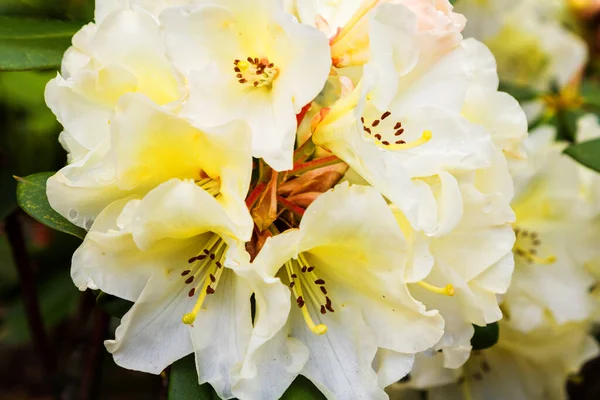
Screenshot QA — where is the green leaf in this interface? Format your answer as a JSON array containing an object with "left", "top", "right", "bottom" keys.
[
  {"left": 0, "top": 16, "right": 83, "bottom": 71},
  {"left": 471, "top": 322, "right": 499, "bottom": 351},
  {"left": 15, "top": 172, "right": 86, "bottom": 239},
  {"left": 564, "top": 137, "right": 600, "bottom": 173},
  {"left": 169, "top": 355, "right": 218, "bottom": 400},
  {"left": 581, "top": 81, "right": 600, "bottom": 110},
  {"left": 96, "top": 292, "right": 134, "bottom": 319},
  {"left": 498, "top": 81, "right": 541, "bottom": 102}
]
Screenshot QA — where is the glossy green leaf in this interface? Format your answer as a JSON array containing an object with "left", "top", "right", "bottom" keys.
[
  {"left": 581, "top": 81, "right": 600, "bottom": 110},
  {"left": 564, "top": 137, "right": 600, "bottom": 173},
  {"left": 0, "top": 16, "right": 83, "bottom": 71},
  {"left": 168, "top": 355, "right": 218, "bottom": 400},
  {"left": 471, "top": 322, "right": 499, "bottom": 351},
  {"left": 96, "top": 292, "right": 134, "bottom": 319},
  {"left": 15, "top": 172, "right": 86, "bottom": 239}
]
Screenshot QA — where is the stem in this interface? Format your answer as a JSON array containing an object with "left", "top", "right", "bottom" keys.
[
  {"left": 277, "top": 196, "right": 305, "bottom": 217},
  {"left": 290, "top": 155, "right": 344, "bottom": 176},
  {"left": 293, "top": 137, "right": 316, "bottom": 164},
  {"left": 246, "top": 182, "right": 267, "bottom": 209},
  {"left": 79, "top": 307, "right": 110, "bottom": 400},
  {"left": 5, "top": 212, "right": 57, "bottom": 389}
]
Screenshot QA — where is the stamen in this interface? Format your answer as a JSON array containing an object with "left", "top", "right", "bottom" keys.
[
  {"left": 513, "top": 227, "right": 557, "bottom": 265},
  {"left": 233, "top": 57, "right": 278, "bottom": 88},
  {"left": 196, "top": 176, "right": 221, "bottom": 197},
  {"left": 182, "top": 238, "right": 227, "bottom": 325},
  {"left": 373, "top": 130, "right": 432, "bottom": 150},
  {"left": 284, "top": 256, "right": 329, "bottom": 336},
  {"left": 417, "top": 281, "right": 455, "bottom": 296}
]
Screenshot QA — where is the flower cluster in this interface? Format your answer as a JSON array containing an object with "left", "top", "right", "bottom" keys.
[
  {"left": 46, "top": 0, "right": 528, "bottom": 398},
  {"left": 387, "top": 115, "right": 600, "bottom": 400}
]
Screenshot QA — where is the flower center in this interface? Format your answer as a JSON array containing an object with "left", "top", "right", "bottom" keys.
[
  {"left": 513, "top": 226, "right": 556, "bottom": 265},
  {"left": 181, "top": 235, "right": 227, "bottom": 325},
  {"left": 361, "top": 111, "right": 432, "bottom": 150},
  {"left": 233, "top": 57, "right": 278, "bottom": 88},
  {"left": 485, "top": 24, "right": 551, "bottom": 86},
  {"left": 283, "top": 253, "right": 332, "bottom": 335}
]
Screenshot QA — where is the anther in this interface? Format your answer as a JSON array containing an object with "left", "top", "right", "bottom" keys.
[
  {"left": 394, "top": 122, "right": 402, "bottom": 129},
  {"left": 185, "top": 276, "right": 194, "bottom": 284},
  {"left": 372, "top": 120, "right": 380, "bottom": 127},
  {"left": 181, "top": 270, "right": 191, "bottom": 276},
  {"left": 320, "top": 305, "right": 326, "bottom": 314},
  {"left": 209, "top": 274, "right": 216, "bottom": 283},
  {"left": 314, "top": 279, "right": 325, "bottom": 285},
  {"left": 381, "top": 111, "right": 391, "bottom": 120},
  {"left": 417, "top": 281, "right": 455, "bottom": 296},
  {"left": 188, "top": 288, "right": 195, "bottom": 297},
  {"left": 395, "top": 129, "right": 404, "bottom": 136},
  {"left": 206, "top": 286, "right": 215, "bottom": 294},
  {"left": 320, "top": 286, "right": 327, "bottom": 295},
  {"left": 307, "top": 266, "right": 315, "bottom": 272}
]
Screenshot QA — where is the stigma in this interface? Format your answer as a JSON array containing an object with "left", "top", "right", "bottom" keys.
[
  {"left": 284, "top": 253, "right": 331, "bottom": 335},
  {"left": 361, "top": 112, "right": 432, "bottom": 151},
  {"left": 417, "top": 281, "right": 455, "bottom": 296},
  {"left": 513, "top": 227, "right": 556, "bottom": 265},
  {"left": 233, "top": 57, "right": 278, "bottom": 88},
  {"left": 181, "top": 234, "right": 227, "bottom": 325}
]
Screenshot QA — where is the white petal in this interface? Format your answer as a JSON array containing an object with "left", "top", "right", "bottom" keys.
[
  {"left": 290, "top": 302, "right": 388, "bottom": 400},
  {"left": 131, "top": 179, "right": 249, "bottom": 250},
  {"left": 105, "top": 272, "right": 195, "bottom": 374},
  {"left": 191, "top": 269, "right": 253, "bottom": 398}
]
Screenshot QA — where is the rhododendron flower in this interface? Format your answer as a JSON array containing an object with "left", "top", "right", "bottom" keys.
[
  {"left": 388, "top": 318, "right": 599, "bottom": 400},
  {"left": 235, "top": 184, "right": 444, "bottom": 399},
  {"left": 161, "top": 0, "right": 331, "bottom": 171},
  {"left": 72, "top": 179, "right": 289, "bottom": 398}
]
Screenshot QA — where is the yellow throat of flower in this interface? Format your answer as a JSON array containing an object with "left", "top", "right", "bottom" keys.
[
  {"left": 233, "top": 57, "right": 278, "bottom": 88},
  {"left": 485, "top": 24, "right": 551, "bottom": 87},
  {"left": 513, "top": 226, "right": 557, "bottom": 265}
]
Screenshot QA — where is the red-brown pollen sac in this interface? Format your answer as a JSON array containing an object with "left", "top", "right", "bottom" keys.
[
  {"left": 233, "top": 57, "right": 278, "bottom": 88},
  {"left": 180, "top": 235, "right": 228, "bottom": 325},
  {"left": 282, "top": 253, "right": 332, "bottom": 335},
  {"left": 361, "top": 110, "right": 432, "bottom": 150}
]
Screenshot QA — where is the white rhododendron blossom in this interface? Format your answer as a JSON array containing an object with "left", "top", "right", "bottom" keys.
[
  {"left": 43, "top": 0, "right": 544, "bottom": 398},
  {"left": 384, "top": 116, "right": 600, "bottom": 399},
  {"left": 455, "top": 0, "right": 587, "bottom": 91},
  {"left": 387, "top": 318, "right": 599, "bottom": 400},
  {"left": 161, "top": 0, "right": 331, "bottom": 171}
]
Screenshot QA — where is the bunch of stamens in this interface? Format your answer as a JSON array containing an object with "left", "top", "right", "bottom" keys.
[{"left": 181, "top": 235, "right": 227, "bottom": 324}]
